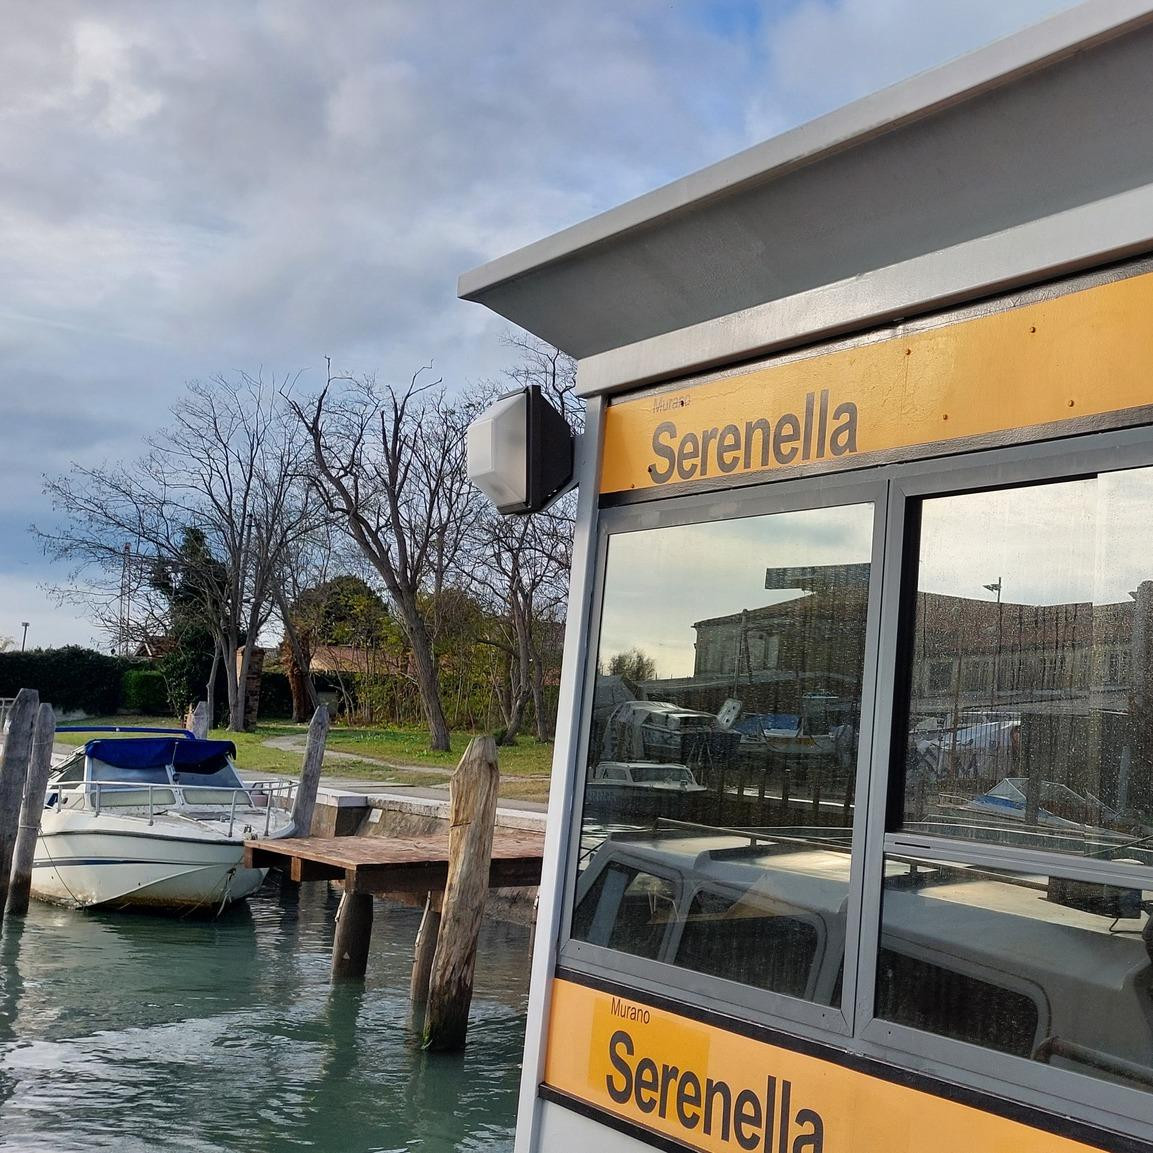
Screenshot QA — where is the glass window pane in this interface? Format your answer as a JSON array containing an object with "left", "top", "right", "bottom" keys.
[
  {"left": 900, "top": 470, "right": 1153, "bottom": 857},
  {"left": 572, "top": 504, "right": 874, "bottom": 1008},
  {"left": 676, "top": 888, "right": 820, "bottom": 997},
  {"left": 89, "top": 761, "right": 172, "bottom": 786},
  {"left": 878, "top": 854, "right": 1153, "bottom": 1093}
]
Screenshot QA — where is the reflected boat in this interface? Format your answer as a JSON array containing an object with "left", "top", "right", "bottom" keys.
[
  {"left": 959, "top": 776, "right": 1121, "bottom": 830},
  {"left": 584, "top": 761, "right": 709, "bottom": 821},
  {"left": 32, "top": 728, "right": 296, "bottom": 913},
  {"left": 602, "top": 700, "right": 741, "bottom": 767}
]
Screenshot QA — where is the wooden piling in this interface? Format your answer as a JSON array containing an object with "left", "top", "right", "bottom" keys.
[
  {"left": 330, "top": 890, "right": 374, "bottom": 980},
  {"left": 409, "top": 891, "right": 443, "bottom": 1027},
  {"left": 422, "top": 735, "right": 499, "bottom": 1052},
  {"left": 6, "top": 704, "right": 57, "bottom": 917},
  {"left": 187, "top": 701, "right": 209, "bottom": 739},
  {"left": 0, "top": 688, "right": 39, "bottom": 919},
  {"left": 290, "top": 705, "right": 329, "bottom": 838}
]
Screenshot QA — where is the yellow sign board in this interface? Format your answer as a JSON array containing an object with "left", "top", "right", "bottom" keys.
[
  {"left": 543, "top": 979, "right": 1104, "bottom": 1153},
  {"left": 600, "top": 271, "right": 1153, "bottom": 494}
]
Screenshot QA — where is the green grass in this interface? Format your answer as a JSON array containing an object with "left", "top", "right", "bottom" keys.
[
  {"left": 60, "top": 716, "right": 555, "bottom": 798},
  {"left": 320, "top": 726, "right": 555, "bottom": 776}
]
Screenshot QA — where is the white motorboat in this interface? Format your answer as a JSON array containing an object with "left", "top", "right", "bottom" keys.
[
  {"left": 32, "top": 727, "right": 297, "bottom": 913},
  {"left": 585, "top": 760, "right": 709, "bottom": 820}
]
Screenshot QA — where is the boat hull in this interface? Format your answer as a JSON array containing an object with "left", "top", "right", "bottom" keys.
[
  {"left": 583, "top": 783, "right": 709, "bottom": 822},
  {"left": 31, "top": 815, "right": 279, "bottom": 912}
]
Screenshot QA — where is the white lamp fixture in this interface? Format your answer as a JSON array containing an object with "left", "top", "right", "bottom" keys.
[{"left": 466, "top": 385, "right": 574, "bottom": 514}]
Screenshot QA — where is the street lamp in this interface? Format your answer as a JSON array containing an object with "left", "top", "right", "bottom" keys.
[
  {"left": 983, "top": 579, "right": 1002, "bottom": 706},
  {"left": 20, "top": 622, "right": 29, "bottom": 652}
]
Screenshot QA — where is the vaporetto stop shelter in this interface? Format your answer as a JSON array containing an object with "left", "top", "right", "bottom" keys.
[{"left": 461, "top": 5, "right": 1153, "bottom": 1151}]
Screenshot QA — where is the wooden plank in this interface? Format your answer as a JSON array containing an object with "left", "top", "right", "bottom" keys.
[
  {"left": 244, "top": 826, "right": 544, "bottom": 896},
  {"left": 292, "top": 857, "right": 345, "bottom": 883},
  {"left": 350, "top": 863, "right": 449, "bottom": 893},
  {"left": 245, "top": 831, "right": 543, "bottom": 868}
]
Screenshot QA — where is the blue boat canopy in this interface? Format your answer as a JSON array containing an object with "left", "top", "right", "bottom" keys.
[{"left": 85, "top": 738, "right": 238, "bottom": 771}]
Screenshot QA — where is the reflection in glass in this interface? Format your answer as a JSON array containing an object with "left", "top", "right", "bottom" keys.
[
  {"left": 901, "top": 471, "right": 1153, "bottom": 856},
  {"left": 878, "top": 855, "right": 1153, "bottom": 1092},
  {"left": 572, "top": 505, "right": 873, "bottom": 1008}
]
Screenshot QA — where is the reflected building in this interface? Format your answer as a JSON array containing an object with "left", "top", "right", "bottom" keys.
[
  {"left": 638, "top": 563, "right": 871, "bottom": 720},
  {"left": 909, "top": 592, "right": 1133, "bottom": 714}
]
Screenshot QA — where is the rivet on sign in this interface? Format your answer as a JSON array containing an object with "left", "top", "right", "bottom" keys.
[
  {"left": 1030, "top": 326, "right": 1037, "bottom": 334},
  {"left": 905, "top": 348, "right": 912, "bottom": 356},
  {"left": 1068, "top": 399, "right": 1075, "bottom": 407},
  {"left": 942, "top": 413, "right": 949, "bottom": 421}
]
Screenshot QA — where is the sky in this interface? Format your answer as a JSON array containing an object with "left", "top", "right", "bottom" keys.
[
  {"left": 0, "top": 0, "right": 1082, "bottom": 651},
  {"left": 599, "top": 504, "right": 874, "bottom": 678},
  {"left": 598, "top": 466, "right": 1153, "bottom": 681}
]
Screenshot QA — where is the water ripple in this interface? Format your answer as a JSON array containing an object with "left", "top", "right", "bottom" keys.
[{"left": 0, "top": 884, "right": 529, "bottom": 1152}]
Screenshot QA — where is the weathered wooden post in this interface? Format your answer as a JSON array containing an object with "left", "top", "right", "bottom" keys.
[
  {"left": 330, "top": 890, "right": 374, "bottom": 981},
  {"left": 187, "top": 701, "right": 209, "bottom": 739},
  {"left": 422, "top": 734, "right": 499, "bottom": 1051},
  {"left": 290, "top": 705, "right": 329, "bottom": 838},
  {"left": 6, "top": 704, "right": 57, "bottom": 917},
  {"left": 409, "top": 891, "right": 443, "bottom": 1026},
  {"left": 0, "top": 688, "right": 39, "bottom": 919}
]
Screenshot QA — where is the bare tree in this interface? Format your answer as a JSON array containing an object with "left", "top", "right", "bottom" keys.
[
  {"left": 270, "top": 521, "right": 348, "bottom": 722},
  {"left": 42, "top": 373, "right": 320, "bottom": 731},
  {"left": 468, "top": 337, "right": 580, "bottom": 742},
  {"left": 473, "top": 507, "right": 571, "bottom": 742},
  {"left": 290, "top": 365, "right": 477, "bottom": 751}
]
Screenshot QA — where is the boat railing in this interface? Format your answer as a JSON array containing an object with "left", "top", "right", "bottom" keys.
[{"left": 55, "top": 778, "right": 297, "bottom": 837}]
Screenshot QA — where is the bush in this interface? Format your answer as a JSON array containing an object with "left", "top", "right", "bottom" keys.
[
  {"left": 258, "top": 671, "right": 294, "bottom": 720},
  {"left": 0, "top": 647, "right": 129, "bottom": 715},
  {"left": 121, "top": 667, "right": 171, "bottom": 715}
]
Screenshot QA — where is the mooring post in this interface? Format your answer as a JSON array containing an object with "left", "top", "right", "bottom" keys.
[
  {"left": 422, "top": 734, "right": 499, "bottom": 1052},
  {"left": 188, "top": 701, "right": 209, "bottom": 739},
  {"left": 0, "top": 688, "right": 39, "bottom": 920},
  {"left": 290, "top": 705, "right": 329, "bottom": 838},
  {"left": 409, "top": 890, "right": 443, "bottom": 1028},
  {"left": 331, "top": 889, "right": 374, "bottom": 980},
  {"left": 6, "top": 704, "right": 57, "bottom": 917}
]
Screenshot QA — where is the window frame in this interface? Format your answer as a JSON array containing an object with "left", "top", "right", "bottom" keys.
[
  {"left": 855, "top": 426, "right": 1153, "bottom": 1140},
  {"left": 554, "top": 422, "right": 1153, "bottom": 1143},
  {"left": 558, "top": 468, "right": 888, "bottom": 1041}
]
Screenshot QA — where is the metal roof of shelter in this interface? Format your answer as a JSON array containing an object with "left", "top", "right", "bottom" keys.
[{"left": 459, "top": 1, "right": 1153, "bottom": 397}]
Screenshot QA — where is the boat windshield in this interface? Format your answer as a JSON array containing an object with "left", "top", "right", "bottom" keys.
[
  {"left": 89, "top": 761, "right": 171, "bottom": 786},
  {"left": 628, "top": 765, "right": 695, "bottom": 784},
  {"left": 173, "top": 763, "right": 245, "bottom": 790},
  {"left": 83, "top": 737, "right": 241, "bottom": 790}
]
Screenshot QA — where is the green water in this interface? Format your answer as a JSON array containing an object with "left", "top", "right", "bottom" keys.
[{"left": 0, "top": 882, "right": 530, "bottom": 1152}]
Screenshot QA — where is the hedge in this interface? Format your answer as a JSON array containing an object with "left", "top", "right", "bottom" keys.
[
  {"left": 258, "top": 671, "right": 294, "bottom": 720},
  {"left": 121, "top": 667, "right": 170, "bottom": 715},
  {"left": 0, "top": 647, "right": 129, "bottom": 715}
]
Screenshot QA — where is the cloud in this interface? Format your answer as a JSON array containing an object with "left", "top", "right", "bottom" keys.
[
  {"left": 0, "top": 0, "right": 1079, "bottom": 645},
  {"left": 747, "top": 0, "right": 1080, "bottom": 137}
]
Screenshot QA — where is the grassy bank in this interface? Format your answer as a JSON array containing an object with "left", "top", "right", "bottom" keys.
[{"left": 58, "top": 716, "right": 554, "bottom": 802}]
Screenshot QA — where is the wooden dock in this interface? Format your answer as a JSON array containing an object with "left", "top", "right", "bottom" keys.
[
  {"left": 244, "top": 829, "right": 545, "bottom": 896},
  {"left": 245, "top": 735, "right": 540, "bottom": 1049}
]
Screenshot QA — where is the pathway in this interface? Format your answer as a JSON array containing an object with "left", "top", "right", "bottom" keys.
[{"left": 260, "top": 733, "right": 458, "bottom": 778}]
